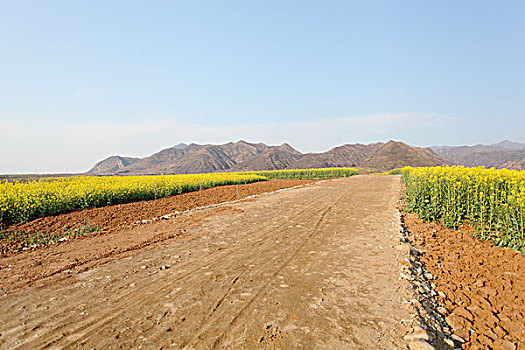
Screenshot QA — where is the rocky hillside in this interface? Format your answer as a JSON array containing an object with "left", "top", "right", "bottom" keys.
[
  {"left": 230, "top": 144, "right": 303, "bottom": 171},
  {"left": 87, "top": 156, "right": 141, "bottom": 175},
  {"left": 363, "top": 141, "right": 449, "bottom": 171},
  {"left": 288, "top": 142, "right": 385, "bottom": 169},
  {"left": 87, "top": 140, "right": 449, "bottom": 175},
  {"left": 432, "top": 140, "right": 525, "bottom": 169},
  {"left": 101, "top": 141, "right": 276, "bottom": 175}
]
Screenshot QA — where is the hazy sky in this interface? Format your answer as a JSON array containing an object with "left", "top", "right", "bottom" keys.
[{"left": 1, "top": 1, "right": 524, "bottom": 173}]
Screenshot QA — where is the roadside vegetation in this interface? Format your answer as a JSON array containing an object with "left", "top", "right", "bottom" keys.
[{"left": 1, "top": 222, "right": 100, "bottom": 250}]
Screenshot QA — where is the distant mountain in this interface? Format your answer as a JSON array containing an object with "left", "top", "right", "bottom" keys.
[
  {"left": 230, "top": 143, "right": 303, "bottom": 171},
  {"left": 432, "top": 140, "right": 525, "bottom": 169},
  {"left": 87, "top": 156, "right": 141, "bottom": 175},
  {"left": 173, "top": 143, "right": 188, "bottom": 149},
  {"left": 431, "top": 144, "right": 504, "bottom": 157},
  {"left": 288, "top": 142, "right": 385, "bottom": 169},
  {"left": 117, "top": 141, "right": 274, "bottom": 175},
  {"left": 491, "top": 140, "right": 525, "bottom": 151},
  {"left": 87, "top": 140, "right": 450, "bottom": 175},
  {"left": 363, "top": 141, "right": 449, "bottom": 171},
  {"left": 288, "top": 141, "right": 446, "bottom": 171}
]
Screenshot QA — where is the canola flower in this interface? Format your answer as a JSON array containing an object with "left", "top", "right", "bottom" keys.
[
  {"left": 0, "top": 173, "right": 265, "bottom": 226},
  {"left": 402, "top": 166, "right": 525, "bottom": 253},
  {"left": 0, "top": 168, "right": 359, "bottom": 227}
]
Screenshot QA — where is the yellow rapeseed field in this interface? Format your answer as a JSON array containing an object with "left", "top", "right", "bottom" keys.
[
  {"left": 0, "top": 168, "right": 359, "bottom": 227},
  {"left": 0, "top": 173, "right": 265, "bottom": 226},
  {"left": 402, "top": 166, "right": 525, "bottom": 253}
]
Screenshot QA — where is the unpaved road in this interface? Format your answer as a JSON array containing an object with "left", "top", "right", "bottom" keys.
[{"left": 0, "top": 176, "right": 412, "bottom": 349}]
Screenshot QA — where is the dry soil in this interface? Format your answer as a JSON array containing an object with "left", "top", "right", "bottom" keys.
[
  {"left": 405, "top": 213, "right": 525, "bottom": 349},
  {"left": 0, "top": 176, "right": 412, "bottom": 349}
]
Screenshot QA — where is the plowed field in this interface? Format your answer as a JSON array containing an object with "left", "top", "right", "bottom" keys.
[{"left": 405, "top": 214, "right": 525, "bottom": 349}]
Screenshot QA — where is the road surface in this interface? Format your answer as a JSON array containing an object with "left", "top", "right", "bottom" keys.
[{"left": 0, "top": 175, "right": 411, "bottom": 349}]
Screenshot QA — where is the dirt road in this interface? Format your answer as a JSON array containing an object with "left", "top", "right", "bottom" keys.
[{"left": 0, "top": 176, "right": 412, "bottom": 349}]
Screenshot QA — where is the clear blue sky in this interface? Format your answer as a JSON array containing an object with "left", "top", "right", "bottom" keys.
[{"left": 1, "top": 0, "right": 524, "bottom": 173}]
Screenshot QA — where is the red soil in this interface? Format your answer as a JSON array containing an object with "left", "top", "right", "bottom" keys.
[
  {"left": 1, "top": 179, "right": 312, "bottom": 256},
  {"left": 405, "top": 213, "right": 525, "bottom": 349}
]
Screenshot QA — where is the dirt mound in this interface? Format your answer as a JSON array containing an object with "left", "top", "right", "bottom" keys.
[
  {"left": 2, "top": 180, "right": 311, "bottom": 256},
  {"left": 404, "top": 213, "right": 525, "bottom": 349}
]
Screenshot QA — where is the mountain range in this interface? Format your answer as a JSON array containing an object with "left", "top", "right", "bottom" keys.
[
  {"left": 431, "top": 140, "right": 525, "bottom": 170},
  {"left": 87, "top": 140, "right": 448, "bottom": 175},
  {"left": 87, "top": 140, "right": 525, "bottom": 175}
]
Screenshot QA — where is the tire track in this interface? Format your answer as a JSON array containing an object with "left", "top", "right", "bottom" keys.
[
  {"left": 1, "top": 186, "right": 327, "bottom": 349},
  {"left": 184, "top": 194, "right": 344, "bottom": 349},
  {"left": 1, "top": 176, "right": 411, "bottom": 350}
]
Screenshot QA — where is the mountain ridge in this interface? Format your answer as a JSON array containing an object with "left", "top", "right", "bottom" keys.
[
  {"left": 87, "top": 140, "right": 450, "bottom": 175},
  {"left": 431, "top": 141, "right": 525, "bottom": 170},
  {"left": 88, "top": 140, "right": 525, "bottom": 175}
]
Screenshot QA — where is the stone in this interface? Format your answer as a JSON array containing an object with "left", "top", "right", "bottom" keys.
[
  {"left": 396, "top": 244, "right": 411, "bottom": 254},
  {"left": 454, "top": 327, "right": 469, "bottom": 342},
  {"left": 401, "top": 259, "right": 412, "bottom": 267},
  {"left": 437, "top": 306, "right": 449, "bottom": 315},
  {"left": 446, "top": 314, "right": 467, "bottom": 330},
  {"left": 410, "top": 245, "right": 423, "bottom": 255},
  {"left": 412, "top": 326, "right": 430, "bottom": 341},
  {"left": 404, "top": 333, "right": 426, "bottom": 342},
  {"left": 408, "top": 339, "right": 435, "bottom": 350},
  {"left": 443, "top": 338, "right": 455, "bottom": 347},
  {"left": 400, "top": 273, "right": 412, "bottom": 280},
  {"left": 451, "top": 333, "right": 466, "bottom": 343},
  {"left": 420, "top": 283, "right": 431, "bottom": 293},
  {"left": 424, "top": 272, "right": 434, "bottom": 280}
]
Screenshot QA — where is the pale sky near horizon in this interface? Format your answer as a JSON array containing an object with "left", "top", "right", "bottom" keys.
[{"left": 1, "top": 0, "right": 524, "bottom": 173}]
